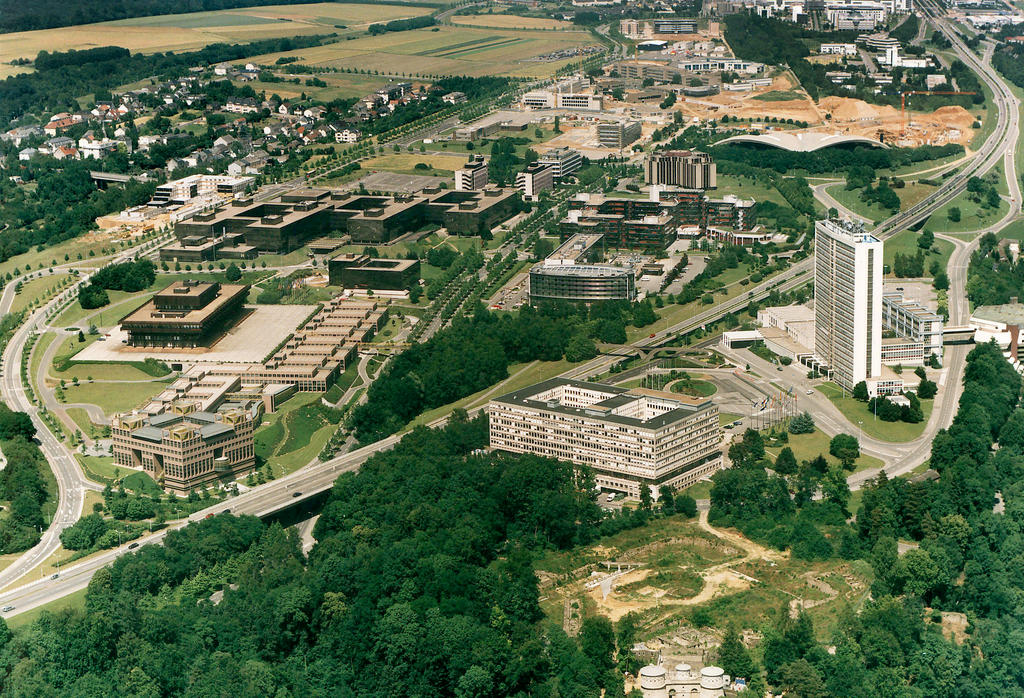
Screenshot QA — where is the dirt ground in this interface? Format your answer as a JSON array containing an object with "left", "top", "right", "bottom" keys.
[
  {"left": 662, "top": 71, "right": 975, "bottom": 148},
  {"left": 586, "top": 510, "right": 788, "bottom": 623}
]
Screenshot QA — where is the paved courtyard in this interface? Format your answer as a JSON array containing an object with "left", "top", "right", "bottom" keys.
[{"left": 73, "top": 304, "right": 316, "bottom": 365}]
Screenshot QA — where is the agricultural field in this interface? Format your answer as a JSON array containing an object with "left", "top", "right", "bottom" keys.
[
  {"left": 244, "top": 24, "right": 596, "bottom": 78},
  {"left": 450, "top": 14, "right": 574, "bottom": 30},
  {"left": 0, "top": 3, "right": 431, "bottom": 76},
  {"left": 235, "top": 73, "right": 390, "bottom": 102}
]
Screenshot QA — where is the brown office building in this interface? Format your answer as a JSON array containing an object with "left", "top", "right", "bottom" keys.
[
  {"left": 112, "top": 407, "right": 255, "bottom": 494},
  {"left": 644, "top": 151, "right": 717, "bottom": 189},
  {"left": 328, "top": 254, "right": 421, "bottom": 290},
  {"left": 120, "top": 280, "right": 249, "bottom": 347}
]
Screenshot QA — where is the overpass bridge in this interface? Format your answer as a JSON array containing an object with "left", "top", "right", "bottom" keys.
[{"left": 89, "top": 171, "right": 151, "bottom": 189}]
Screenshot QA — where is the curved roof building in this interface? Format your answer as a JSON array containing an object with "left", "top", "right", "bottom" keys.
[{"left": 714, "top": 131, "right": 888, "bottom": 152}]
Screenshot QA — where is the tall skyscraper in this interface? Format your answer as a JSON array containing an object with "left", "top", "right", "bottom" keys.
[
  {"left": 814, "top": 218, "right": 883, "bottom": 392},
  {"left": 644, "top": 150, "right": 717, "bottom": 189}
]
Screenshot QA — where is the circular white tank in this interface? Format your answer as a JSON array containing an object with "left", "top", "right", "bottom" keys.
[
  {"left": 701, "top": 666, "right": 726, "bottom": 690},
  {"left": 639, "top": 665, "right": 668, "bottom": 691}
]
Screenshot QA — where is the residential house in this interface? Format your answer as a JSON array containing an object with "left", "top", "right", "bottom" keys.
[
  {"left": 227, "top": 149, "right": 271, "bottom": 175},
  {"left": 442, "top": 91, "right": 467, "bottom": 105},
  {"left": 1, "top": 125, "right": 43, "bottom": 145},
  {"left": 54, "top": 146, "right": 80, "bottom": 161},
  {"left": 303, "top": 106, "right": 327, "bottom": 120},
  {"left": 336, "top": 128, "right": 361, "bottom": 143},
  {"left": 41, "top": 136, "right": 74, "bottom": 154},
  {"left": 43, "top": 118, "right": 76, "bottom": 136},
  {"left": 225, "top": 97, "right": 259, "bottom": 114},
  {"left": 18, "top": 148, "right": 37, "bottom": 161}
]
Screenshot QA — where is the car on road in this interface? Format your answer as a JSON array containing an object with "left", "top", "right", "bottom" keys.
[
  {"left": 2, "top": 606, "right": 14, "bottom": 613},
  {"left": 128, "top": 543, "right": 139, "bottom": 549},
  {"left": 292, "top": 491, "right": 302, "bottom": 498},
  {"left": 806, "top": 389, "right": 813, "bottom": 395},
  {"left": 50, "top": 574, "right": 59, "bottom": 580}
]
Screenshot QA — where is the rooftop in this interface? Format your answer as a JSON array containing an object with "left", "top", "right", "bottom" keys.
[
  {"left": 122, "top": 283, "right": 249, "bottom": 326},
  {"left": 492, "top": 377, "right": 714, "bottom": 430},
  {"left": 971, "top": 302, "right": 1024, "bottom": 326}
]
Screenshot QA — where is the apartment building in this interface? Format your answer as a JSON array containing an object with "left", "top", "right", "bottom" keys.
[
  {"left": 489, "top": 378, "right": 722, "bottom": 498},
  {"left": 813, "top": 219, "right": 886, "bottom": 393},
  {"left": 644, "top": 150, "right": 717, "bottom": 189},
  {"left": 455, "top": 156, "right": 489, "bottom": 191},
  {"left": 112, "top": 407, "right": 255, "bottom": 494}
]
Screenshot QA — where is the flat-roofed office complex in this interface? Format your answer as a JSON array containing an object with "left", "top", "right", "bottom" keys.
[
  {"left": 598, "top": 121, "right": 642, "bottom": 148},
  {"left": 536, "top": 148, "right": 583, "bottom": 180},
  {"left": 882, "top": 291, "right": 944, "bottom": 363},
  {"left": 120, "top": 280, "right": 249, "bottom": 347},
  {"left": 489, "top": 378, "right": 722, "bottom": 498},
  {"left": 814, "top": 219, "right": 883, "bottom": 391},
  {"left": 328, "top": 253, "right": 420, "bottom": 291},
  {"left": 644, "top": 150, "right": 717, "bottom": 189},
  {"left": 112, "top": 407, "right": 255, "bottom": 494}
]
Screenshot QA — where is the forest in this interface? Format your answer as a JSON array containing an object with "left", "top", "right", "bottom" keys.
[
  {"left": 78, "top": 259, "right": 156, "bottom": 309},
  {"left": 965, "top": 231, "right": 1024, "bottom": 306},
  {"left": 349, "top": 300, "right": 657, "bottom": 443},
  {"left": 0, "top": 404, "right": 55, "bottom": 556},
  {"left": 0, "top": 415, "right": 641, "bottom": 697},
  {"left": 0, "top": 161, "right": 156, "bottom": 263},
  {"left": 704, "top": 340, "right": 1024, "bottom": 694}
]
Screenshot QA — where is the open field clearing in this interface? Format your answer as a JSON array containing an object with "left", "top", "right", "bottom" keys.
[
  {"left": 362, "top": 152, "right": 472, "bottom": 174},
  {"left": 450, "top": 14, "right": 575, "bottom": 30},
  {"left": 235, "top": 73, "right": 390, "bottom": 101},
  {"left": 244, "top": 24, "right": 595, "bottom": 77},
  {"left": 0, "top": 3, "right": 430, "bottom": 75}
]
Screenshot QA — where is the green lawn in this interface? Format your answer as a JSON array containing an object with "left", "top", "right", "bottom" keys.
[
  {"left": 76, "top": 455, "right": 128, "bottom": 483},
  {"left": 882, "top": 229, "right": 954, "bottom": 277},
  {"left": 924, "top": 189, "right": 1009, "bottom": 233},
  {"left": 407, "top": 359, "right": 579, "bottom": 430},
  {"left": 766, "top": 428, "right": 884, "bottom": 473},
  {"left": 715, "top": 174, "right": 789, "bottom": 207},
  {"left": 670, "top": 378, "right": 717, "bottom": 397},
  {"left": 54, "top": 289, "right": 154, "bottom": 329},
  {"left": 996, "top": 218, "right": 1024, "bottom": 241},
  {"left": 61, "top": 380, "right": 168, "bottom": 415},
  {"left": 827, "top": 183, "right": 892, "bottom": 223},
  {"left": 123, "top": 471, "right": 163, "bottom": 496},
  {"left": 7, "top": 588, "right": 88, "bottom": 630},
  {"left": 255, "top": 392, "right": 337, "bottom": 476},
  {"left": 678, "top": 479, "right": 713, "bottom": 500},
  {"left": 10, "top": 274, "right": 71, "bottom": 315},
  {"left": 66, "top": 408, "right": 102, "bottom": 440},
  {"left": 817, "top": 383, "right": 933, "bottom": 442}
]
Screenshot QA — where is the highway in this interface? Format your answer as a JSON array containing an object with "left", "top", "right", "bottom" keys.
[{"left": 0, "top": 6, "right": 1020, "bottom": 616}]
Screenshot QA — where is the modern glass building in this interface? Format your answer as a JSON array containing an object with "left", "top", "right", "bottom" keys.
[{"left": 529, "top": 264, "right": 636, "bottom": 304}]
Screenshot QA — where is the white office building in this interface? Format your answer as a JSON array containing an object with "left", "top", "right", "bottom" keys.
[
  {"left": 515, "top": 162, "right": 554, "bottom": 199},
  {"left": 455, "top": 156, "right": 489, "bottom": 191},
  {"left": 813, "top": 219, "right": 887, "bottom": 393}
]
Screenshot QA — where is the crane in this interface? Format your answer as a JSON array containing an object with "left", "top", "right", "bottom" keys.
[{"left": 898, "top": 90, "right": 976, "bottom": 135}]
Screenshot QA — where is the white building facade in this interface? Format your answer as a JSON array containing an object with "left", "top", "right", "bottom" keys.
[{"left": 814, "top": 219, "right": 884, "bottom": 393}]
